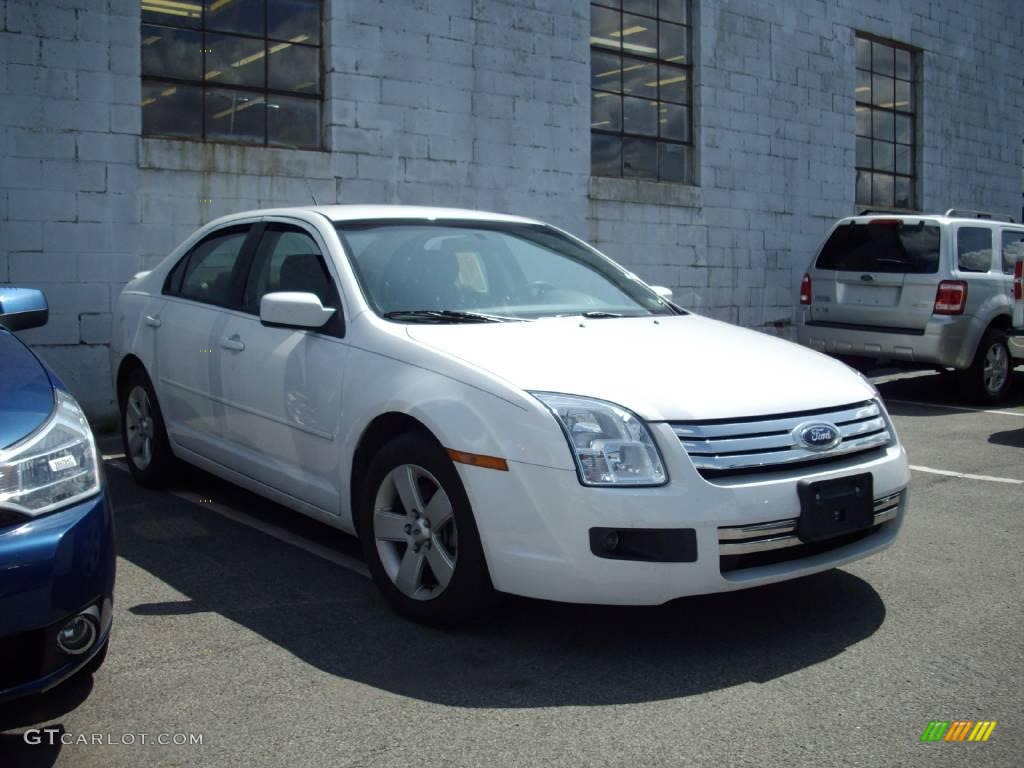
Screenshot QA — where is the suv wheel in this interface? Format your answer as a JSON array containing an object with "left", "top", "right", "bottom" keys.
[
  {"left": 959, "top": 329, "right": 1013, "bottom": 403},
  {"left": 119, "top": 368, "right": 176, "bottom": 486},
  {"left": 358, "top": 433, "right": 495, "bottom": 626}
]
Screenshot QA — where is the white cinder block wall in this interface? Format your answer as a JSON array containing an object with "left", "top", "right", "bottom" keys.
[{"left": 1, "top": 0, "right": 1021, "bottom": 422}]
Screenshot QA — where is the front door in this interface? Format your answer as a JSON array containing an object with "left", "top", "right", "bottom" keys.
[{"left": 217, "top": 221, "right": 349, "bottom": 514}]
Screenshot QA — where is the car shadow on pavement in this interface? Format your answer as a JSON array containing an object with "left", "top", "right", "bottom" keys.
[
  {"left": 874, "top": 367, "right": 1024, "bottom": 413},
  {"left": 70, "top": 466, "right": 889, "bottom": 711},
  {"left": 0, "top": 676, "right": 91, "bottom": 766},
  {"left": 988, "top": 427, "right": 1024, "bottom": 448}
]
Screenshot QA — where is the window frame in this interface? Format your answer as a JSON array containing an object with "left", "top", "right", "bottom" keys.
[
  {"left": 162, "top": 223, "right": 263, "bottom": 310},
  {"left": 589, "top": 0, "right": 694, "bottom": 183},
  {"left": 141, "top": 1, "right": 324, "bottom": 150},
  {"left": 241, "top": 222, "right": 346, "bottom": 338},
  {"left": 854, "top": 33, "right": 918, "bottom": 211}
]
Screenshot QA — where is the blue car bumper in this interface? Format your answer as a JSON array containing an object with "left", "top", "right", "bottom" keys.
[{"left": 0, "top": 490, "right": 115, "bottom": 702}]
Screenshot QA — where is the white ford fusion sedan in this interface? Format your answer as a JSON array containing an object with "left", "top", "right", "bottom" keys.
[{"left": 112, "top": 205, "right": 910, "bottom": 625}]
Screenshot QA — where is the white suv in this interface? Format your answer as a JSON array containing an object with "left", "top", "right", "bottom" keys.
[{"left": 112, "top": 206, "right": 910, "bottom": 625}]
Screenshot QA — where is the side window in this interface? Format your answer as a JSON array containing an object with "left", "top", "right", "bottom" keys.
[
  {"left": 956, "top": 227, "right": 993, "bottom": 273},
  {"left": 174, "top": 228, "right": 250, "bottom": 305},
  {"left": 244, "top": 226, "right": 340, "bottom": 315},
  {"left": 1000, "top": 230, "right": 1024, "bottom": 277}
]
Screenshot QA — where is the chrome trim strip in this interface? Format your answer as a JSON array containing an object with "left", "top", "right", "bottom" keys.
[{"left": 718, "top": 493, "right": 902, "bottom": 556}]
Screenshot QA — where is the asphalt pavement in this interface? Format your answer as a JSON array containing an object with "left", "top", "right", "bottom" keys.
[{"left": 1, "top": 367, "right": 1022, "bottom": 768}]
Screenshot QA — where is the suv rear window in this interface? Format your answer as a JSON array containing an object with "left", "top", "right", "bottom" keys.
[{"left": 815, "top": 220, "right": 940, "bottom": 274}]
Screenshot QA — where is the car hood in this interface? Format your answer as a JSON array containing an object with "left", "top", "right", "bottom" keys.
[
  {"left": 0, "top": 329, "right": 55, "bottom": 449},
  {"left": 405, "top": 314, "right": 874, "bottom": 421}
]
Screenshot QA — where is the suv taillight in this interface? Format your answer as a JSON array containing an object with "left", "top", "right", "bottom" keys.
[
  {"left": 934, "top": 281, "right": 968, "bottom": 315},
  {"left": 1015, "top": 259, "right": 1023, "bottom": 301},
  {"left": 799, "top": 273, "right": 812, "bottom": 305}
]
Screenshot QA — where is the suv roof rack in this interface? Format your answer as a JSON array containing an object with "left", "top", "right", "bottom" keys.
[
  {"left": 944, "top": 208, "right": 1015, "bottom": 223},
  {"left": 856, "top": 209, "right": 905, "bottom": 216}
]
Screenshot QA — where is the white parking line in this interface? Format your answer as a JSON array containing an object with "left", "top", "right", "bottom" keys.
[
  {"left": 910, "top": 465, "right": 1024, "bottom": 485},
  {"left": 104, "top": 459, "right": 371, "bottom": 579},
  {"left": 885, "top": 399, "right": 1024, "bottom": 418}
]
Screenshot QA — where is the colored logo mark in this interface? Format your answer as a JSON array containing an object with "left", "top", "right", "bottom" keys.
[{"left": 920, "top": 721, "right": 997, "bottom": 742}]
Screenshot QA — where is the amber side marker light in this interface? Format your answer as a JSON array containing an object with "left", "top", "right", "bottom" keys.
[{"left": 447, "top": 449, "right": 509, "bottom": 471}]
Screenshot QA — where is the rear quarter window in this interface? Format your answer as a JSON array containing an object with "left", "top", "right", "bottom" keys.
[
  {"left": 815, "top": 220, "right": 940, "bottom": 273},
  {"left": 956, "top": 227, "right": 993, "bottom": 273}
]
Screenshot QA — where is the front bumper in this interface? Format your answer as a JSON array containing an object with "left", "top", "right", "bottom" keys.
[
  {"left": 0, "top": 491, "right": 115, "bottom": 702},
  {"left": 797, "top": 314, "right": 975, "bottom": 368},
  {"left": 458, "top": 424, "right": 909, "bottom": 606}
]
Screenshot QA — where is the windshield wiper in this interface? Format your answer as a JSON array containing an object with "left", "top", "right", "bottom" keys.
[
  {"left": 382, "top": 309, "right": 517, "bottom": 323},
  {"left": 578, "top": 311, "right": 626, "bottom": 318}
]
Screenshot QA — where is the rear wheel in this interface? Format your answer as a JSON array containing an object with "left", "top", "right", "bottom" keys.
[
  {"left": 959, "top": 329, "right": 1012, "bottom": 403},
  {"left": 119, "top": 368, "right": 176, "bottom": 486},
  {"left": 358, "top": 432, "right": 495, "bottom": 626}
]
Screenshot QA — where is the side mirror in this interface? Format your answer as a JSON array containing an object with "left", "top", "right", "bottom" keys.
[
  {"left": 651, "top": 285, "right": 673, "bottom": 301},
  {"left": 0, "top": 287, "right": 49, "bottom": 331},
  {"left": 260, "top": 292, "right": 336, "bottom": 330},
  {"left": 260, "top": 290, "right": 335, "bottom": 331}
]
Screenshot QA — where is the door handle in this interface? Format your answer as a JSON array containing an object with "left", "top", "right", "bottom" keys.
[
  {"left": 144, "top": 315, "right": 161, "bottom": 328},
  {"left": 220, "top": 335, "right": 245, "bottom": 352}
]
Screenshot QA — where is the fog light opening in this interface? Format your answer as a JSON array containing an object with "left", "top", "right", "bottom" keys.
[
  {"left": 603, "top": 530, "right": 620, "bottom": 553},
  {"left": 57, "top": 614, "right": 98, "bottom": 656}
]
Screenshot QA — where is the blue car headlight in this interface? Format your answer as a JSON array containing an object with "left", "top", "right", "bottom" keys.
[
  {"left": 532, "top": 392, "right": 668, "bottom": 487},
  {"left": 0, "top": 390, "right": 101, "bottom": 516}
]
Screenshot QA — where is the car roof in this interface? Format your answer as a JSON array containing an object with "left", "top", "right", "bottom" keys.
[{"left": 208, "top": 205, "right": 545, "bottom": 227}]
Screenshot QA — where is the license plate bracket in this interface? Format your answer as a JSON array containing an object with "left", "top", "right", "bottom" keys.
[{"left": 796, "top": 473, "right": 874, "bottom": 543}]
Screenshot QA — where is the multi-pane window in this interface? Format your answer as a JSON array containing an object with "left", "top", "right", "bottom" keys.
[
  {"left": 855, "top": 35, "right": 916, "bottom": 209},
  {"left": 590, "top": 1, "right": 693, "bottom": 183},
  {"left": 141, "top": 0, "right": 322, "bottom": 149}
]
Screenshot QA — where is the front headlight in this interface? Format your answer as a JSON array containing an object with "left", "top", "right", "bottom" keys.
[
  {"left": 531, "top": 392, "right": 668, "bottom": 487},
  {"left": 0, "top": 390, "right": 101, "bottom": 516}
]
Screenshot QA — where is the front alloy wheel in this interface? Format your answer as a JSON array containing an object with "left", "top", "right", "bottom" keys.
[
  {"left": 359, "top": 432, "right": 495, "bottom": 626},
  {"left": 373, "top": 464, "right": 458, "bottom": 600}
]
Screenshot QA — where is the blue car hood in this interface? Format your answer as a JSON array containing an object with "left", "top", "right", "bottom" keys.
[{"left": 0, "top": 329, "right": 55, "bottom": 449}]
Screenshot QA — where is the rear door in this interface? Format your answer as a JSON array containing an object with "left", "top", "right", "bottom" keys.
[
  {"left": 809, "top": 218, "right": 941, "bottom": 332},
  {"left": 156, "top": 222, "right": 260, "bottom": 462}
]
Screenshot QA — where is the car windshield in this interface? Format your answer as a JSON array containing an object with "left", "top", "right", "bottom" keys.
[{"left": 334, "top": 220, "right": 676, "bottom": 321}]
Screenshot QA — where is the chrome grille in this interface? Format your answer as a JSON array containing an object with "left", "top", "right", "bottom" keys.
[{"left": 670, "top": 400, "right": 891, "bottom": 478}]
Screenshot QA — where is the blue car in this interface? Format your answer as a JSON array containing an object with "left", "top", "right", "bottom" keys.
[{"left": 0, "top": 287, "right": 115, "bottom": 702}]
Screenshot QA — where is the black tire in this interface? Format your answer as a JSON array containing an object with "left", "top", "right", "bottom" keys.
[
  {"left": 357, "top": 432, "right": 496, "bottom": 627},
  {"left": 119, "top": 368, "right": 176, "bottom": 487},
  {"left": 958, "top": 329, "right": 1013, "bottom": 404}
]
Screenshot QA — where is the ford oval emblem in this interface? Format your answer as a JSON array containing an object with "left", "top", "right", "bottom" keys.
[{"left": 794, "top": 421, "right": 841, "bottom": 451}]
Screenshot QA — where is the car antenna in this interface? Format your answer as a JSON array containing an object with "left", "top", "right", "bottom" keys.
[{"left": 306, "top": 180, "right": 319, "bottom": 206}]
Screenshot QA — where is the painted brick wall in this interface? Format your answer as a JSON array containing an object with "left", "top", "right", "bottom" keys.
[{"left": 1, "top": 0, "right": 1021, "bottom": 422}]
